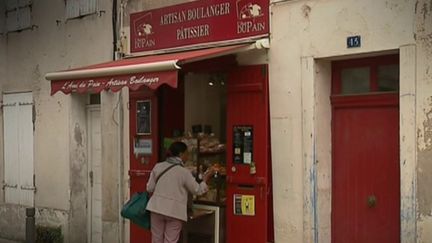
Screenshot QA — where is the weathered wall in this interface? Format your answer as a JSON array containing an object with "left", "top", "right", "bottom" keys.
[
  {"left": 0, "top": 1, "right": 4, "bottom": 35},
  {"left": 415, "top": 0, "right": 432, "bottom": 242},
  {"left": 0, "top": 1, "right": 6, "bottom": 205},
  {"left": 0, "top": 0, "right": 113, "bottom": 242},
  {"left": 68, "top": 94, "right": 88, "bottom": 243},
  {"left": 269, "top": 0, "right": 417, "bottom": 242},
  {"left": 0, "top": 205, "right": 26, "bottom": 241},
  {"left": 101, "top": 92, "right": 121, "bottom": 243}
]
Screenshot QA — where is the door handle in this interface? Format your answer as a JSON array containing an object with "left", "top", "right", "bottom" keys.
[
  {"left": 2, "top": 183, "right": 18, "bottom": 189},
  {"left": 367, "top": 195, "right": 377, "bottom": 208},
  {"left": 21, "top": 185, "right": 37, "bottom": 192},
  {"left": 90, "top": 171, "right": 94, "bottom": 187}
]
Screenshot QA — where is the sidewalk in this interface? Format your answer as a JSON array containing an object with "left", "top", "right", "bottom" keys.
[{"left": 0, "top": 239, "right": 21, "bottom": 243}]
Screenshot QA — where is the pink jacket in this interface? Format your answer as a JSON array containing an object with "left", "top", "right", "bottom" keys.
[{"left": 146, "top": 157, "right": 208, "bottom": 221}]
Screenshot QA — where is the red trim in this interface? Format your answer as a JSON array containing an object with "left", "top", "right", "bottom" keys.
[
  {"left": 331, "top": 93, "right": 399, "bottom": 108},
  {"left": 332, "top": 54, "right": 399, "bottom": 70}
]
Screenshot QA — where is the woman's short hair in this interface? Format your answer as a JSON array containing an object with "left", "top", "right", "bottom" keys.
[{"left": 167, "top": 141, "right": 187, "bottom": 157}]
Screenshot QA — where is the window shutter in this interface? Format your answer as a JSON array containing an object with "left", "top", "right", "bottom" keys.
[
  {"left": 5, "top": 0, "right": 18, "bottom": 11},
  {"left": 66, "top": 0, "right": 80, "bottom": 19},
  {"left": 18, "top": 94, "right": 34, "bottom": 206},
  {"left": 3, "top": 95, "right": 20, "bottom": 204},
  {"left": 5, "top": 0, "right": 32, "bottom": 32},
  {"left": 80, "top": 0, "right": 97, "bottom": 16},
  {"left": 66, "top": 0, "right": 97, "bottom": 19},
  {"left": 3, "top": 93, "right": 34, "bottom": 206},
  {"left": 6, "top": 10, "right": 19, "bottom": 32}
]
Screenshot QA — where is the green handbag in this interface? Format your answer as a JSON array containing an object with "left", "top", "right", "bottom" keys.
[
  {"left": 121, "top": 192, "right": 150, "bottom": 229},
  {"left": 121, "top": 163, "right": 178, "bottom": 229},
  {"left": 121, "top": 191, "right": 151, "bottom": 229}
]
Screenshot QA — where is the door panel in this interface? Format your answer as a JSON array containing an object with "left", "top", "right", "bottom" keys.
[
  {"left": 332, "top": 94, "right": 400, "bottom": 243},
  {"left": 226, "top": 65, "right": 270, "bottom": 243},
  {"left": 87, "top": 105, "right": 102, "bottom": 243},
  {"left": 129, "top": 89, "right": 159, "bottom": 243}
]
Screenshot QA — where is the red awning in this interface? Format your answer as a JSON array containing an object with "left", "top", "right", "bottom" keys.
[{"left": 46, "top": 43, "right": 256, "bottom": 95}]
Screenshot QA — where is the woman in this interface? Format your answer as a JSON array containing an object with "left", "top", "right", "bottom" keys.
[{"left": 146, "top": 141, "right": 214, "bottom": 243}]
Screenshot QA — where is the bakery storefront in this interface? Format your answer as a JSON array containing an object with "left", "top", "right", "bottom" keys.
[{"left": 46, "top": 1, "right": 273, "bottom": 243}]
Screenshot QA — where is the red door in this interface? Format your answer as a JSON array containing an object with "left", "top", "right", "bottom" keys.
[
  {"left": 331, "top": 55, "right": 400, "bottom": 243},
  {"left": 129, "top": 89, "right": 159, "bottom": 243},
  {"left": 226, "top": 65, "right": 272, "bottom": 243}
]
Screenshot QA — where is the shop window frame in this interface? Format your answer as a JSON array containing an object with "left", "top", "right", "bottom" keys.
[{"left": 332, "top": 54, "right": 399, "bottom": 95}]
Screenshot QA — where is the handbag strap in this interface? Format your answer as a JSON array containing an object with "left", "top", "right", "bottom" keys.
[{"left": 155, "top": 163, "right": 179, "bottom": 185}]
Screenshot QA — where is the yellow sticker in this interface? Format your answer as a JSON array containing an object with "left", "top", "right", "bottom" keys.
[
  {"left": 241, "top": 195, "right": 255, "bottom": 216},
  {"left": 234, "top": 194, "right": 255, "bottom": 216}
]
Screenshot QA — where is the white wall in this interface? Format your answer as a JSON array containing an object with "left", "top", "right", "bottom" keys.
[
  {"left": 269, "top": 0, "right": 420, "bottom": 242},
  {"left": 414, "top": 1, "right": 432, "bottom": 241},
  {"left": 100, "top": 91, "right": 121, "bottom": 243},
  {"left": 0, "top": 1, "right": 6, "bottom": 205},
  {"left": 0, "top": 0, "right": 114, "bottom": 241}
]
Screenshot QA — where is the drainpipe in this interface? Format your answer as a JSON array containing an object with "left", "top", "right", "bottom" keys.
[{"left": 112, "top": 0, "right": 118, "bottom": 61}]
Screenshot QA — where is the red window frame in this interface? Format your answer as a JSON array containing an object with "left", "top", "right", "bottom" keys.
[{"left": 331, "top": 54, "right": 399, "bottom": 95}]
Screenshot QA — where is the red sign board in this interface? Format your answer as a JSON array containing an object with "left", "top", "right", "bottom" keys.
[{"left": 130, "top": 0, "right": 269, "bottom": 52}]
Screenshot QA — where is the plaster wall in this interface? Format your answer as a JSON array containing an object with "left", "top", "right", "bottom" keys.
[
  {"left": 269, "top": 0, "right": 418, "bottom": 242},
  {"left": 414, "top": 1, "right": 432, "bottom": 242},
  {"left": 0, "top": 1, "right": 6, "bottom": 205},
  {"left": 68, "top": 94, "right": 88, "bottom": 243},
  {"left": 0, "top": 1, "right": 4, "bottom": 35},
  {"left": 100, "top": 92, "right": 121, "bottom": 243},
  {"left": 0, "top": 0, "right": 113, "bottom": 241}
]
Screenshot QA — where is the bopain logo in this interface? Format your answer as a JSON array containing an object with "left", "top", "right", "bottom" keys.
[
  {"left": 236, "top": 0, "right": 265, "bottom": 34},
  {"left": 236, "top": 0, "right": 263, "bottom": 20},
  {"left": 134, "top": 12, "right": 154, "bottom": 37},
  {"left": 133, "top": 12, "right": 156, "bottom": 49}
]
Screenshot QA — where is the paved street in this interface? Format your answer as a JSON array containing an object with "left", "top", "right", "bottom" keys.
[{"left": 0, "top": 239, "right": 20, "bottom": 243}]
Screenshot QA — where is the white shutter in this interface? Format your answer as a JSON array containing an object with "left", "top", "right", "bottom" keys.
[
  {"left": 80, "top": 0, "right": 97, "bottom": 16},
  {"left": 18, "top": 94, "right": 34, "bottom": 206},
  {"left": 18, "top": 0, "right": 32, "bottom": 7},
  {"left": 3, "top": 93, "right": 34, "bottom": 206},
  {"left": 66, "top": 0, "right": 80, "bottom": 19},
  {"left": 5, "top": 0, "right": 32, "bottom": 32},
  {"left": 3, "top": 95, "right": 20, "bottom": 204},
  {"left": 17, "top": 7, "right": 31, "bottom": 30},
  {"left": 6, "top": 10, "right": 19, "bottom": 32},
  {"left": 5, "top": 0, "right": 17, "bottom": 11},
  {"left": 66, "top": 0, "right": 97, "bottom": 19}
]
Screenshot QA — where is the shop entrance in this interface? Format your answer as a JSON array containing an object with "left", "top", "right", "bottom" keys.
[
  {"left": 129, "top": 63, "right": 272, "bottom": 243},
  {"left": 129, "top": 90, "right": 159, "bottom": 243},
  {"left": 331, "top": 55, "right": 400, "bottom": 243}
]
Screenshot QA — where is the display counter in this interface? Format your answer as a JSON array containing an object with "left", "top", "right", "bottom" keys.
[{"left": 182, "top": 204, "right": 226, "bottom": 243}]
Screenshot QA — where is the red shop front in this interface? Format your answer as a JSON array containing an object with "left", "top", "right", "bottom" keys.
[{"left": 47, "top": 1, "right": 273, "bottom": 242}]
